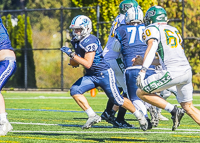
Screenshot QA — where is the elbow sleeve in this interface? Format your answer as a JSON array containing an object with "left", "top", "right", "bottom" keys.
[{"left": 143, "top": 40, "right": 158, "bottom": 69}]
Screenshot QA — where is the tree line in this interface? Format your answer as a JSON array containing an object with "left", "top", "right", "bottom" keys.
[{"left": 0, "top": 0, "right": 199, "bottom": 89}]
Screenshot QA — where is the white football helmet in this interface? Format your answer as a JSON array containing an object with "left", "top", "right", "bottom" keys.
[
  {"left": 69, "top": 15, "right": 92, "bottom": 41},
  {"left": 125, "top": 6, "right": 143, "bottom": 24}
]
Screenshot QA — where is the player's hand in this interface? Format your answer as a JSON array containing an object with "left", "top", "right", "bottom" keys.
[
  {"left": 132, "top": 55, "right": 143, "bottom": 66},
  {"left": 136, "top": 71, "right": 145, "bottom": 89},
  {"left": 60, "top": 47, "right": 72, "bottom": 56}
]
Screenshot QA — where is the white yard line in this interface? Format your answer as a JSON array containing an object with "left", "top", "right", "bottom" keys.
[
  {"left": 5, "top": 96, "right": 72, "bottom": 99},
  {"left": 4, "top": 96, "right": 107, "bottom": 99},
  {"left": 10, "top": 122, "right": 200, "bottom": 133}
]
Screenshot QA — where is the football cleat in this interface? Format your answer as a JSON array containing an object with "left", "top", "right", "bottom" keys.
[
  {"left": 171, "top": 105, "right": 185, "bottom": 131},
  {"left": 113, "top": 119, "right": 134, "bottom": 129},
  {"left": 101, "top": 111, "right": 116, "bottom": 125},
  {"left": 146, "top": 117, "right": 152, "bottom": 130},
  {"left": 0, "top": 121, "right": 13, "bottom": 136},
  {"left": 137, "top": 110, "right": 148, "bottom": 131},
  {"left": 82, "top": 114, "right": 101, "bottom": 129},
  {"left": 149, "top": 106, "right": 159, "bottom": 127}
]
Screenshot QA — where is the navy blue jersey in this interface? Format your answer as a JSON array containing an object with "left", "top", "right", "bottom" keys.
[
  {"left": 115, "top": 24, "right": 148, "bottom": 68},
  {"left": 71, "top": 34, "right": 110, "bottom": 74},
  {"left": 0, "top": 18, "right": 14, "bottom": 51}
]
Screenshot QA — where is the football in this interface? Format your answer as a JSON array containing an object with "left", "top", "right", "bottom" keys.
[{"left": 69, "top": 58, "right": 79, "bottom": 67}]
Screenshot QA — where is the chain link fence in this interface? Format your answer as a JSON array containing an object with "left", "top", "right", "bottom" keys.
[{"left": 0, "top": 2, "right": 199, "bottom": 91}]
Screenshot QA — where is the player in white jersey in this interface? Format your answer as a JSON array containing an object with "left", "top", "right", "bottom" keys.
[
  {"left": 135, "top": 6, "right": 200, "bottom": 131},
  {"left": 101, "top": 0, "right": 140, "bottom": 128}
]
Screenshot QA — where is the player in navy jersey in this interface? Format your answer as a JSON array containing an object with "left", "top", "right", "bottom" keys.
[
  {"left": 61, "top": 15, "right": 149, "bottom": 131},
  {"left": 101, "top": 0, "right": 139, "bottom": 128},
  {"left": 112, "top": 7, "right": 159, "bottom": 128},
  {"left": 0, "top": 16, "right": 17, "bottom": 136}
]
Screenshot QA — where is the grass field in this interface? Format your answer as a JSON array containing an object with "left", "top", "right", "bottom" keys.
[{"left": 1, "top": 91, "right": 200, "bottom": 143}]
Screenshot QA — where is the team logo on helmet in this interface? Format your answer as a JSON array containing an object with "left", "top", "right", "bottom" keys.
[
  {"left": 121, "top": 4, "right": 133, "bottom": 13},
  {"left": 147, "top": 10, "right": 156, "bottom": 17},
  {"left": 156, "top": 14, "right": 166, "bottom": 20},
  {"left": 80, "top": 18, "right": 89, "bottom": 27}
]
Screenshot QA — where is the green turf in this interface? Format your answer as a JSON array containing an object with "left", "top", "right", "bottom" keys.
[{"left": 1, "top": 91, "right": 200, "bottom": 143}]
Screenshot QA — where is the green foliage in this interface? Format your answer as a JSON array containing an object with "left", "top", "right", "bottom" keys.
[
  {"left": 71, "top": 0, "right": 157, "bottom": 47},
  {"left": 2, "top": 14, "right": 37, "bottom": 88},
  {"left": 0, "top": 0, "right": 12, "bottom": 10}
]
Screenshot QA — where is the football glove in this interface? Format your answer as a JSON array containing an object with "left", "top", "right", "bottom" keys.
[
  {"left": 60, "top": 46, "right": 75, "bottom": 58},
  {"left": 136, "top": 71, "right": 145, "bottom": 89}
]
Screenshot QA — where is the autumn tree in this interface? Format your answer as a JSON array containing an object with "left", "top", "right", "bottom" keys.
[
  {"left": 71, "top": 0, "right": 157, "bottom": 47},
  {"left": 158, "top": 0, "right": 200, "bottom": 89}
]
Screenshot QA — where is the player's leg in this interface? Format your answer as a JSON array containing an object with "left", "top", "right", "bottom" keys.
[
  {"left": 70, "top": 76, "right": 101, "bottom": 129},
  {"left": 101, "top": 87, "right": 123, "bottom": 124},
  {"left": 158, "top": 89, "right": 171, "bottom": 121},
  {"left": 101, "top": 68, "right": 148, "bottom": 131},
  {"left": 125, "top": 68, "right": 154, "bottom": 129},
  {"left": 104, "top": 58, "right": 130, "bottom": 127},
  {"left": 157, "top": 86, "right": 178, "bottom": 121},
  {"left": 136, "top": 71, "right": 185, "bottom": 131},
  {"left": 0, "top": 59, "right": 16, "bottom": 136},
  {"left": 181, "top": 101, "right": 200, "bottom": 125},
  {"left": 176, "top": 70, "right": 200, "bottom": 125},
  {"left": 113, "top": 93, "right": 134, "bottom": 128},
  {"left": 101, "top": 98, "right": 117, "bottom": 124}
]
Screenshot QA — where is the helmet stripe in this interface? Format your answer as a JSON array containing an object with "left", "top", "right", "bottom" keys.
[
  {"left": 71, "top": 15, "right": 81, "bottom": 25},
  {"left": 135, "top": 7, "right": 138, "bottom": 20}
]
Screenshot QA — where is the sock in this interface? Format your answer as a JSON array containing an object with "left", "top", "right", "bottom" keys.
[
  {"left": 133, "top": 110, "right": 141, "bottom": 119},
  {"left": 132, "top": 100, "right": 147, "bottom": 117},
  {"left": 164, "top": 103, "right": 174, "bottom": 113},
  {"left": 85, "top": 107, "right": 96, "bottom": 117},
  {"left": 116, "top": 107, "right": 126, "bottom": 121},
  {"left": 157, "top": 107, "right": 162, "bottom": 114},
  {"left": 0, "top": 112, "right": 8, "bottom": 123},
  {"left": 105, "top": 99, "right": 114, "bottom": 114}
]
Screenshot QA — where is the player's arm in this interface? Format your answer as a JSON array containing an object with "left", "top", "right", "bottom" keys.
[
  {"left": 112, "top": 38, "right": 121, "bottom": 52},
  {"left": 136, "top": 39, "right": 158, "bottom": 89},
  {"left": 142, "top": 39, "right": 158, "bottom": 71},
  {"left": 60, "top": 46, "right": 95, "bottom": 69},
  {"left": 73, "top": 51, "right": 95, "bottom": 69}
]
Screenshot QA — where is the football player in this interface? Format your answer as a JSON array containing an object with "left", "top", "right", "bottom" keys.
[
  {"left": 101, "top": 0, "right": 141, "bottom": 128},
  {"left": 112, "top": 6, "right": 159, "bottom": 128},
  {"left": 0, "top": 16, "right": 17, "bottom": 136},
  {"left": 136, "top": 6, "right": 200, "bottom": 131},
  {"left": 61, "top": 15, "right": 149, "bottom": 131}
]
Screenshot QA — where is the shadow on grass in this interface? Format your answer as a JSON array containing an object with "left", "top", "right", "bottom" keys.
[{"left": 13, "top": 132, "right": 189, "bottom": 142}]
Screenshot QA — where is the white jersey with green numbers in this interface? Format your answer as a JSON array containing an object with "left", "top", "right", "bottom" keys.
[{"left": 142, "top": 23, "right": 191, "bottom": 79}]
